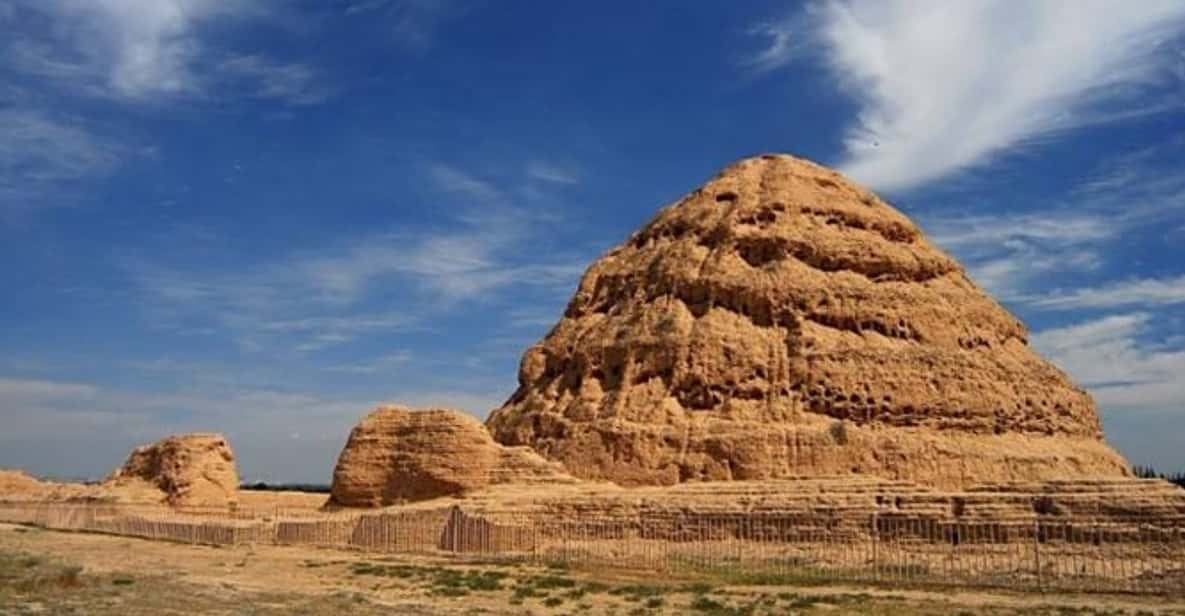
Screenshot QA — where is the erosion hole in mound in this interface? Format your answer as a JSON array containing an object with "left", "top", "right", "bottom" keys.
[{"left": 735, "top": 237, "right": 785, "bottom": 268}]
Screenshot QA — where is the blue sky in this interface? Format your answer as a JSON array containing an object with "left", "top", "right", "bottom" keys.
[{"left": 2, "top": 1, "right": 1184, "bottom": 483}]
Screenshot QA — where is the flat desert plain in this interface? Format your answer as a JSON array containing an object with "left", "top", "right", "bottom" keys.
[{"left": 2, "top": 522, "right": 1183, "bottom": 615}]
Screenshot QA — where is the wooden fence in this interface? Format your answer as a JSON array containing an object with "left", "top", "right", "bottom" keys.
[{"left": 1, "top": 501, "right": 1181, "bottom": 594}]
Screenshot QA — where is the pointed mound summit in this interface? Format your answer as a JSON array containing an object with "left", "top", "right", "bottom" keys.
[{"left": 487, "top": 154, "right": 1130, "bottom": 488}]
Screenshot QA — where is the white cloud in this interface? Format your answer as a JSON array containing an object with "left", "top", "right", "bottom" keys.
[
  {"left": 0, "top": 109, "right": 121, "bottom": 216},
  {"left": 750, "top": 1, "right": 1185, "bottom": 191},
  {"left": 326, "top": 351, "right": 414, "bottom": 375},
  {"left": 9, "top": 0, "right": 258, "bottom": 100},
  {"left": 928, "top": 214, "right": 1114, "bottom": 251},
  {"left": 0, "top": 377, "right": 97, "bottom": 403},
  {"left": 924, "top": 210, "right": 1111, "bottom": 299},
  {"left": 0, "top": 373, "right": 379, "bottom": 481},
  {"left": 0, "top": 370, "right": 511, "bottom": 481},
  {"left": 219, "top": 54, "right": 329, "bottom": 106},
  {"left": 123, "top": 165, "right": 589, "bottom": 353},
  {"left": 526, "top": 161, "right": 580, "bottom": 185},
  {"left": 427, "top": 163, "right": 503, "bottom": 202},
  {"left": 344, "top": 0, "right": 466, "bottom": 51},
  {"left": 744, "top": 19, "right": 803, "bottom": 74},
  {"left": 6, "top": 2, "right": 330, "bottom": 107},
  {"left": 1031, "top": 274, "right": 1185, "bottom": 311},
  {"left": 1032, "top": 313, "right": 1185, "bottom": 411},
  {"left": 921, "top": 138, "right": 1185, "bottom": 301},
  {"left": 0, "top": 2, "right": 327, "bottom": 214}
]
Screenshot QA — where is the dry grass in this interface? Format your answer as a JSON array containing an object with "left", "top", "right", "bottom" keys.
[{"left": 2, "top": 523, "right": 1183, "bottom": 615}]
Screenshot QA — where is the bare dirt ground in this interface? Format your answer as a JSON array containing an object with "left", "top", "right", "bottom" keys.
[
  {"left": 236, "top": 489, "right": 330, "bottom": 509},
  {"left": 1, "top": 523, "right": 1182, "bottom": 615}
]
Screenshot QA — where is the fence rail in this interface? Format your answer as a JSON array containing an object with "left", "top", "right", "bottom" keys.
[{"left": 1, "top": 501, "right": 1181, "bottom": 594}]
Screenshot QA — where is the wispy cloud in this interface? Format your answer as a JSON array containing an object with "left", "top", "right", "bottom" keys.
[
  {"left": 922, "top": 138, "right": 1185, "bottom": 301},
  {"left": 1032, "top": 313, "right": 1185, "bottom": 412},
  {"left": 0, "top": 373, "right": 378, "bottom": 481},
  {"left": 0, "top": 2, "right": 331, "bottom": 215},
  {"left": 218, "top": 54, "right": 330, "bottom": 106},
  {"left": 8, "top": 0, "right": 262, "bottom": 101},
  {"left": 344, "top": 0, "right": 467, "bottom": 51},
  {"left": 743, "top": 15, "right": 808, "bottom": 74},
  {"left": 325, "top": 351, "right": 414, "bottom": 374},
  {"left": 748, "top": 1, "right": 1185, "bottom": 191},
  {"left": 0, "top": 370, "right": 513, "bottom": 481},
  {"left": 124, "top": 162, "right": 589, "bottom": 353},
  {"left": 526, "top": 161, "right": 580, "bottom": 185},
  {"left": 1031, "top": 275, "right": 1185, "bottom": 311},
  {"left": 427, "top": 163, "right": 503, "bottom": 203},
  {"left": 0, "top": 108, "right": 122, "bottom": 217},
  {"left": 925, "top": 210, "right": 1111, "bottom": 299},
  {"left": 0, "top": 377, "right": 97, "bottom": 403},
  {"left": 124, "top": 257, "right": 422, "bottom": 353}
]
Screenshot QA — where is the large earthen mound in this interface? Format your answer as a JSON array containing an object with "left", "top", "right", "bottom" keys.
[
  {"left": 329, "top": 406, "right": 577, "bottom": 507},
  {"left": 486, "top": 154, "right": 1131, "bottom": 488},
  {"left": 104, "top": 433, "right": 240, "bottom": 507}
]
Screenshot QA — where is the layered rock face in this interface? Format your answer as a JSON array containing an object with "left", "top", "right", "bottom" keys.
[
  {"left": 105, "top": 433, "right": 240, "bottom": 507},
  {"left": 329, "top": 406, "right": 576, "bottom": 507},
  {"left": 486, "top": 154, "right": 1131, "bottom": 488}
]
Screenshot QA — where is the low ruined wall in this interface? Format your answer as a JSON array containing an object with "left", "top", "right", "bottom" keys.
[{"left": 2, "top": 476, "right": 1182, "bottom": 594}]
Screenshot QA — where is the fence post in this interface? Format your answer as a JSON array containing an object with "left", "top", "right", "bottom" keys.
[
  {"left": 1033, "top": 518, "right": 1042, "bottom": 592},
  {"left": 870, "top": 511, "right": 878, "bottom": 581}
]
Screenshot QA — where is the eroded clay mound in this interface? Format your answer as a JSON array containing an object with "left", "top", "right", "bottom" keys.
[
  {"left": 329, "top": 405, "right": 576, "bottom": 507},
  {"left": 105, "top": 433, "right": 240, "bottom": 507},
  {"left": 0, "top": 469, "right": 46, "bottom": 493},
  {"left": 486, "top": 154, "right": 1131, "bottom": 488}
]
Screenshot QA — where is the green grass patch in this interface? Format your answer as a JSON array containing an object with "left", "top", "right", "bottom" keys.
[
  {"left": 349, "top": 561, "right": 509, "bottom": 594},
  {"left": 782, "top": 594, "right": 820, "bottom": 609},
  {"left": 609, "top": 584, "right": 667, "bottom": 602},
  {"left": 688, "top": 595, "right": 758, "bottom": 616},
  {"left": 528, "top": 574, "right": 577, "bottom": 589},
  {"left": 430, "top": 569, "right": 507, "bottom": 592},
  {"left": 429, "top": 586, "right": 469, "bottom": 597}
]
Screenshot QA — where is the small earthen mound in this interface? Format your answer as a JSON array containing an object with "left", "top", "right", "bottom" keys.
[
  {"left": 486, "top": 153, "right": 1131, "bottom": 488},
  {"left": 105, "top": 433, "right": 240, "bottom": 507},
  {"left": 0, "top": 469, "right": 50, "bottom": 497},
  {"left": 329, "top": 405, "right": 577, "bottom": 507}
]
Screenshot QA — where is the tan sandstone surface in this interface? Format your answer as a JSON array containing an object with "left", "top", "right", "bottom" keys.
[
  {"left": 329, "top": 406, "right": 579, "bottom": 507},
  {"left": 0, "top": 468, "right": 165, "bottom": 504},
  {"left": 104, "top": 433, "right": 240, "bottom": 507},
  {"left": 486, "top": 154, "right": 1131, "bottom": 489}
]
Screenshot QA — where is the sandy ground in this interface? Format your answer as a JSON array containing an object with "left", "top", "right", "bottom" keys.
[
  {"left": 235, "top": 489, "right": 330, "bottom": 510},
  {"left": 1, "top": 522, "right": 1183, "bottom": 615}
]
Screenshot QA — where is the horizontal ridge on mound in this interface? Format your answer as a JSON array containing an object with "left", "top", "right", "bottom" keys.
[
  {"left": 329, "top": 405, "right": 578, "bottom": 507},
  {"left": 456, "top": 476, "right": 1185, "bottom": 526},
  {"left": 486, "top": 154, "right": 1131, "bottom": 488}
]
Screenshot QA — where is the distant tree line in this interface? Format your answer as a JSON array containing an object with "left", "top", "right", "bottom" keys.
[
  {"left": 1133, "top": 466, "right": 1185, "bottom": 489},
  {"left": 240, "top": 482, "right": 332, "bottom": 494}
]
